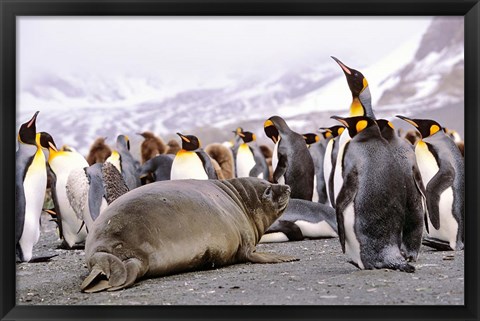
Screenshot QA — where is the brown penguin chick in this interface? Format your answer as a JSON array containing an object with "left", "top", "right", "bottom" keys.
[
  {"left": 138, "top": 131, "right": 167, "bottom": 164},
  {"left": 86, "top": 137, "right": 112, "bottom": 165},
  {"left": 209, "top": 157, "right": 225, "bottom": 180},
  {"left": 259, "top": 144, "right": 273, "bottom": 159},
  {"left": 403, "top": 129, "right": 421, "bottom": 145},
  {"left": 165, "top": 139, "right": 181, "bottom": 155},
  {"left": 204, "top": 143, "right": 235, "bottom": 179}
]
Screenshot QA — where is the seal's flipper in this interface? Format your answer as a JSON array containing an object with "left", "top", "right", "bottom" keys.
[
  {"left": 81, "top": 268, "right": 111, "bottom": 293},
  {"left": 246, "top": 251, "right": 298, "bottom": 263},
  {"left": 107, "top": 258, "right": 142, "bottom": 291}
]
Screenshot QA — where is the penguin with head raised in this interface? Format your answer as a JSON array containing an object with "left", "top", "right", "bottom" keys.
[
  {"left": 302, "top": 132, "right": 329, "bottom": 204},
  {"left": 331, "top": 57, "right": 376, "bottom": 213},
  {"left": 376, "top": 119, "right": 426, "bottom": 261},
  {"left": 320, "top": 125, "right": 345, "bottom": 208},
  {"left": 106, "top": 135, "right": 141, "bottom": 191},
  {"left": 264, "top": 116, "right": 314, "bottom": 201},
  {"left": 15, "top": 111, "right": 49, "bottom": 262},
  {"left": 48, "top": 140, "right": 89, "bottom": 249},
  {"left": 331, "top": 115, "right": 414, "bottom": 272},
  {"left": 170, "top": 133, "right": 218, "bottom": 180},
  {"left": 396, "top": 116, "right": 464, "bottom": 251},
  {"left": 235, "top": 130, "right": 269, "bottom": 179}
]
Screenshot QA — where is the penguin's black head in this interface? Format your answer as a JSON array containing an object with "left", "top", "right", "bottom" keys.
[
  {"left": 376, "top": 119, "right": 396, "bottom": 139},
  {"left": 330, "top": 115, "right": 377, "bottom": 138},
  {"left": 264, "top": 119, "right": 280, "bottom": 144},
  {"left": 303, "top": 133, "right": 320, "bottom": 145},
  {"left": 39, "top": 132, "right": 57, "bottom": 150},
  {"left": 331, "top": 56, "right": 368, "bottom": 97},
  {"left": 396, "top": 115, "right": 443, "bottom": 139},
  {"left": 238, "top": 131, "right": 256, "bottom": 144},
  {"left": 319, "top": 125, "right": 345, "bottom": 139},
  {"left": 232, "top": 127, "right": 244, "bottom": 136},
  {"left": 18, "top": 111, "right": 39, "bottom": 145},
  {"left": 177, "top": 132, "right": 201, "bottom": 151}
]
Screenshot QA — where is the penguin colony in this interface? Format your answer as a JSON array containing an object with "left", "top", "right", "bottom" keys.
[{"left": 16, "top": 57, "right": 464, "bottom": 283}]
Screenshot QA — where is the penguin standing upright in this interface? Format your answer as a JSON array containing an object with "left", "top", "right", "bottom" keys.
[
  {"left": 48, "top": 141, "right": 89, "bottom": 248},
  {"left": 106, "top": 135, "right": 141, "bottom": 191},
  {"left": 138, "top": 131, "right": 166, "bottom": 163},
  {"left": 321, "top": 125, "right": 345, "bottom": 208},
  {"left": 396, "top": 116, "right": 464, "bottom": 251},
  {"left": 15, "top": 111, "right": 48, "bottom": 262},
  {"left": 303, "top": 133, "right": 329, "bottom": 204},
  {"left": 331, "top": 56, "right": 376, "bottom": 208},
  {"left": 235, "top": 131, "right": 269, "bottom": 179},
  {"left": 86, "top": 137, "right": 111, "bottom": 165},
  {"left": 331, "top": 115, "right": 414, "bottom": 272},
  {"left": 377, "top": 119, "right": 426, "bottom": 261},
  {"left": 264, "top": 116, "right": 314, "bottom": 200},
  {"left": 170, "top": 133, "right": 218, "bottom": 180},
  {"left": 205, "top": 143, "right": 235, "bottom": 179}
]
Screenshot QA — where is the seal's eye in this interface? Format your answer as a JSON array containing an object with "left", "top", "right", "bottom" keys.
[{"left": 263, "top": 186, "right": 272, "bottom": 199}]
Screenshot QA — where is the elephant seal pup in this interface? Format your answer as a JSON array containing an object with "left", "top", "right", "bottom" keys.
[{"left": 81, "top": 177, "right": 296, "bottom": 293}]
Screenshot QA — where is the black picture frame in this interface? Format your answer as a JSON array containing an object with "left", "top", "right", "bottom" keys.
[{"left": 1, "top": 1, "right": 479, "bottom": 320}]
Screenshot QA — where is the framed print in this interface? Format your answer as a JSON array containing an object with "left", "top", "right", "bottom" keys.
[{"left": 1, "top": 0, "right": 479, "bottom": 320}]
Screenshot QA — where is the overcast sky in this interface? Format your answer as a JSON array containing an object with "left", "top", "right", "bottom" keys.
[{"left": 18, "top": 16, "right": 433, "bottom": 88}]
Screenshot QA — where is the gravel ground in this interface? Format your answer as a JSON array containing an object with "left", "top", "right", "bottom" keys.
[{"left": 16, "top": 212, "right": 464, "bottom": 306}]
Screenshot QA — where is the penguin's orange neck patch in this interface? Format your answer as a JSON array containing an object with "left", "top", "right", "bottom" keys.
[{"left": 350, "top": 98, "right": 364, "bottom": 117}]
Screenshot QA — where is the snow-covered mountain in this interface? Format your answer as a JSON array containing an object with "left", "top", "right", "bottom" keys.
[{"left": 17, "top": 17, "right": 463, "bottom": 157}]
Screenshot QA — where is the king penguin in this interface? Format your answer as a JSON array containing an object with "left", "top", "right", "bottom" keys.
[
  {"left": 303, "top": 133, "right": 329, "bottom": 204},
  {"left": 15, "top": 111, "right": 48, "bottom": 262},
  {"left": 320, "top": 125, "right": 345, "bottom": 208},
  {"left": 331, "top": 115, "right": 414, "bottom": 272},
  {"left": 396, "top": 116, "right": 464, "bottom": 251},
  {"left": 331, "top": 56, "right": 376, "bottom": 210},
  {"left": 264, "top": 116, "right": 314, "bottom": 200},
  {"left": 106, "top": 135, "right": 141, "bottom": 191},
  {"left": 235, "top": 130, "right": 269, "bottom": 179},
  {"left": 170, "top": 133, "right": 218, "bottom": 180},
  {"left": 377, "top": 119, "right": 426, "bottom": 261},
  {"left": 48, "top": 140, "right": 89, "bottom": 249}
]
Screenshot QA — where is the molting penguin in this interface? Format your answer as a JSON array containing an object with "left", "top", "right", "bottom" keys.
[
  {"left": 235, "top": 131, "right": 269, "bottom": 179},
  {"left": 303, "top": 133, "right": 329, "bottom": 204},
  {"left": 106, "top": 135, "right": 141, "bottom": 191},
  {"left": 264, "top": 116, "right": 314, "bottom": 200},
  {"left": 377, "top": 119, "right": 426, "bottom": 261},
  {"left": 15, "top": 112, "right": 48, "bottom": 262},
  {"left": 170, "top": 133, "right": 218, "bottom": 180},
  {"left": 396, "top": 116, "right": 464, "bottom": 251},
  {"left": 48, "top": 141, "right": 89, "bottom": 249},
  {"left": 259, "top": 199, "right": 338, "bottom": 243},
  {"left": 331, "top": 56, "right": 376, "bottom": 213},
  {"left": 320, "top": 125, "right": 345, "bottom": 208},
  {"left": 331, "top": 115, "right": 414, "bottom": 272}
]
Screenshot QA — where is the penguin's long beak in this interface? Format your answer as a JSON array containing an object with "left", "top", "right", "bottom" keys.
[
  {"left": 27, "top": 111, "right": 40, "bottom": 128},
  {"left": 330, "top": 115, "right": 349, "bottom": 128},
  {"left": 396, "top": 115, "right": 418, "bottom": 128},
  {"left": 331, "top": 56, "right": 352, "bottom": 75},
  {"left": 176, "top": 132, "right": 190, "bottom": 143},
  {"left": 319, "top": 127, "right": 332, "bottom": 133},
  {"left": 238, "top": 132, "right": 245, "bottom": 138}
]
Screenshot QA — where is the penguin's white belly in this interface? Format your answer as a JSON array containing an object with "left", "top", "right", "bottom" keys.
[
  {"left": 272, "top": 141, "right": 285, "bottom": 184},
  {"left": 311, "top": 175, "right": 319, "bottom": 202},
  {"left": 19, "top": 153, "right": 47, "bottom": 261},
  {"left": 416, "top": 142, "right": 458, "bottom": 248},
  {"left": 343, "top": 202, "right": 364, "bottom": 269},
  {"left": 295, "top": 220, "right": 338, "bottom": 238},
  {"left": 333, "top": 131, "right": 351, "bottom": 203},
  {"left": 171, "top": 152, "right": 208, "bottom": 180},
  {"left": 323, "top": 139, "right": 334, "bottom": 206},
  {"left": 258, "top": 232, "right": 289, "bottom": 243},
  {"left": 236, "top": 145, "right": 256, "bottom": 178}
]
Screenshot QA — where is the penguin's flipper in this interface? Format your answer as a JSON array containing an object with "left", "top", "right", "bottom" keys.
[
  {"left": 412, "top": 163, "right": 429, "bottom": 233},
  {"left": 86, "top": 165, "right": 106, "bottom": 221},
  {"left": 66, "top": 168, "right": 90, "bottom": 221},
  {"left": 15, "top": 179, "right": 26, "bottom": 244},
  {"left": 335, "top": 167, "right": 359, "bottom": 254},
  {"left": 102, "top": 162, "right": 129, "bottom": 205},
  {"left": 272, "top": 154, "right": 288, "bottom": 184},
  {"left": 265, "top": 220, "right": 304, "bottom": 241},
  {"left": 28, "top": 254, "right": 58, "bottom": 263},
  {"left": 196, "top": 150, "right": 218, "bottom": 179},
  {"left": 425, "top": 162, "right": 455, "bottom": 230},
  {"left": 49, "top": 169, "right": 65, "bottom": 240}
]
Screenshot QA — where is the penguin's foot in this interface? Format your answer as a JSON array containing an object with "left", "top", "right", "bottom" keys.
[
  {"left": 422, "top": 237, "right": 454, "bottom": 251},
  {"left": 57, "top": 240, "right": 85, "bottom": 250},
  {"left": 28, "top": 254, "right": 58, "bottom": 263}
]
